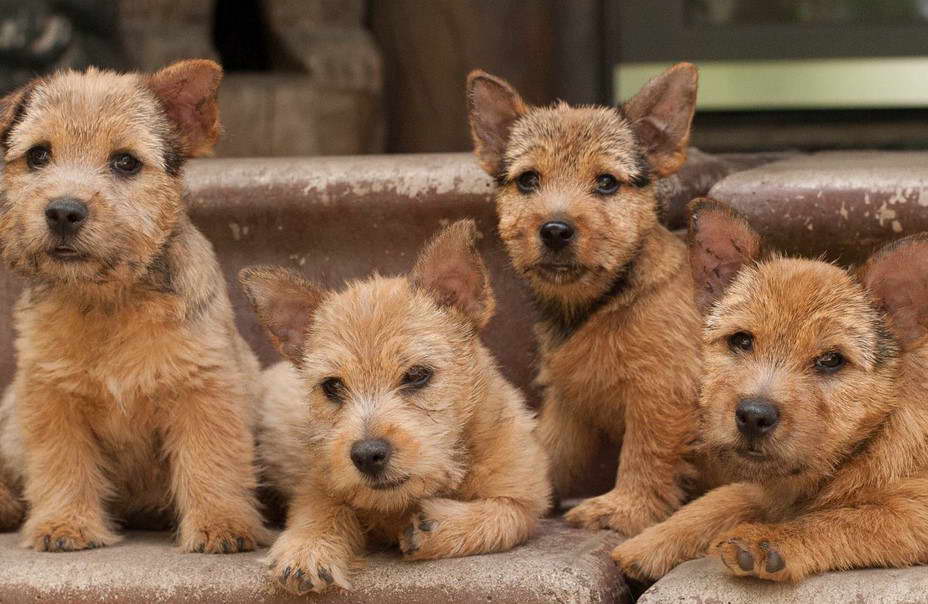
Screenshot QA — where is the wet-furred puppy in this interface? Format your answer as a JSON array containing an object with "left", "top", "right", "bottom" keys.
[
  {"left": 614, "top": 198, "right": 928, "bottom": 582},
  {"left": 0, "top": 60, "right": 269, "bottom": 553},
  {"left": 242, "top": 220, "right": 551, "bottom": 595},
  {"left": 467, "top": 63, "right": 702, "bottom": 535}
]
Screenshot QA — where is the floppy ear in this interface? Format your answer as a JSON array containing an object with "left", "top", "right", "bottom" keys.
[
  {"left": 411, "top": 219, "right": 496, "bottom": 328},
  {"left": 0, "top": 80, "right": 37, "bottom": 149},
  {"left": 687, "top": 198, "right": 763, "bottom": 315},
  {"left": 147, "top": 59, "right": 223, "bottom": 157},
  {"left": 239, "top": 266, "right": 326, "bottom": 366},
  {"left": 466, "top": 70, "right": 527, "bottom": 178},
  {"left": 623, "top": 62, "right": 698, "bottom": 178},
  {"left": 858, "top": 234, "right": 928, "bottom": 350}
]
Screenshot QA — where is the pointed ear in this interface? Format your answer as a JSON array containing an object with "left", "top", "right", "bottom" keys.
[
  {"left": 0, "top": 80, "right": 37, "bottom": 149},
  {"left": 687, "top": 198, "right": 763, "bottom": 315},
  {"left": 467, "top": 70, "right": 527, "bottom": 178},
  {"left": 147, "top": 59, "right": 223, "bottom": 157},
  {"left": 239, "top": 266, "right": 325, "bottom": 366},
  {"left": 623, "top": 62, "right": 698, "bottom": 178},
  {"left": 859, "top": 234, "right": 928, "bottom": 350},
  {"left": 411, "top": 219, "right": 496, "bottom": 328}
]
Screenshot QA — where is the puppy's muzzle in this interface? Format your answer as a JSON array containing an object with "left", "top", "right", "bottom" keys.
[
  {"left": 45, "top": 197, "right": 88, "bottom": 238},
  {"left": 350, "top": 438, "right": 392, "bottom": 477}
]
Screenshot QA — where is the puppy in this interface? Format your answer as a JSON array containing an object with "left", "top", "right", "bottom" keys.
[
  {"left": 0, "top": 61, "right": 269, "bottom": 553},
  {"left": 613, "top": 198, "right": 928, "bottom": 582},
  {"left": 466, "top": 64, "right": 703, "bottom": 535},
  {"left": 241, "top": 220, "right": 551, "bottom": 595}
]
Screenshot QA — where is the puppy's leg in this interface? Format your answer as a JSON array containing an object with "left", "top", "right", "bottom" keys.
[
  {"left": 612, "top": 482, "right": 766, "bottom": 581},
  {"left": 399, "top": 496, "right": 539, "bottom": 560},
  {"left": 0, "top": 478, "right": 24, "bottom": 531},
  {"left": 537, "top": 392, "right": 598, "bottom": 499},
  {"left": 566, "top": 385, "right": 694, "bottom": 535},
  {"left": 19, "top": 386, "right": 120, "bottom": 551},
  {"left": 163, "top": 378, "right": 269, "bottom": 553},
  {"left": 267, "top": 483, "right": 363, "bottom": 595},
  {"left": 711, "top": 478, "right": 928, "bottom": 582}
]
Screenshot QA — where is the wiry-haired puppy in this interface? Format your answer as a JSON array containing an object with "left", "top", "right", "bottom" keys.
[
  {"left": 0, "top": 60, "right": 269, "bottom": 553},
  {"left": 614, "top": 198, "right": 928, "bottom": 582},
  {"left": 467, "top": 64, "right": 703, "bottom": 535},
  {"left": 240, "top": 220, "right": 551, "bottom": 595}
]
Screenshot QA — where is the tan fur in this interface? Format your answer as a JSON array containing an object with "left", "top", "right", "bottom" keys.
[
  {"left": 0, "top": 62, "right": 270, "bottom": 553},
  {"left": 242, "top": 220, "right": 551, "bottom": 595},
  {"left": 613, "top": 199, "right": 928, "bottom": 582},
  {"left": 467, "top": 64, "right": 703, "bottom": 536}
]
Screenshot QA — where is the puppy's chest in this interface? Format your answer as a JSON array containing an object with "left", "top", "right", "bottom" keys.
[{"left": 20, "top": 294, "right": 200, "bottom": 403}]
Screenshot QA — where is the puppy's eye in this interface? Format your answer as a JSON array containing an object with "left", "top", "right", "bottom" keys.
[
  {"left": 110, "top": 152, "right": 142, "bottom": 177},
  {"left": 814, "top": 351, "right": 846, "bottom": 373},
  {"left": 401, "top": 365, "right": 433, "bottom": 390},
  {"left": 595, "top": 174, "right": 620, "bottom": 195},
  {"left": 320, "top": 377, "right": 345, "bottom": 402},
  {"left": 728, "top": 331, "right": 754, "bottom": 353},
  {"left": 516, "top": 171, "right": 540, "bottom": 194},
  {"left": 26, "top": 145, "right": 51, "bottom": 170}
]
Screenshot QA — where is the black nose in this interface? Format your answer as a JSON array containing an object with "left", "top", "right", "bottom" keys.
[
  {"left": 45, "top": 198, "right": 87, "bottom": 237},
  {"left": 735, "top": 397, "right": 780, "bottom": 439},
  {"left": 539, "top": 221, "right": 575, "bottom": 251},
  {"left": 350, "top": 438, "right": 392, "bottom": 477}
]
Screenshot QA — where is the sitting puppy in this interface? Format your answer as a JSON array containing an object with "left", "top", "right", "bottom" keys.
[
  {"left": 241, "top": 220, "right": 551, "bottom": 595},
  {"left": 613, "top": 198, "right": 928, "bottom": 582},
  {"left": 0, "top": 61, "right": 268, "bottom": 553}
]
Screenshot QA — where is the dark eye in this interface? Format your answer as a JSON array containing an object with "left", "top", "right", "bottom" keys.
[
  {"left": 320, "top": 377, "right": 345, "bottom": 402},
  {"left": 110, "top": 152, "right": 142, "bottom": 176},
  {"left": 728, "top": 331, "right": 754, "bottom": 353},
  {"left": 815, "top": 351, "right": 846, "bottom": 373},
  {"left": 26, "top": 145, "right": 51, "bottom": 170},
  {"left": 401, "top": 365, "right": 433, "bottom": 390},
  {"left": 516, "top": 171, "right": 540, "bottom": 194},
  {"left": 595, "top": 174, "right": 620, "bottom": 195}
]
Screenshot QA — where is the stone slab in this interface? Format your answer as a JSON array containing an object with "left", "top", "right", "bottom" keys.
[
  {"left": 640, "top": 557, "right": 928, "bottom": 604},
  {"left": 0, "top": 520, "right": 627, "bottom": 603}
]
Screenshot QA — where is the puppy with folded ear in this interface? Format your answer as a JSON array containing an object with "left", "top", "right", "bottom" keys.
[
  {"left": 241, "top": 220, "right": 551, "bottom": 596},
  {"left": 613, "top": 198, "right": 928, "bottom": 582}
]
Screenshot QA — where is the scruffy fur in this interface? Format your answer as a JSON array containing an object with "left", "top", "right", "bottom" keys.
[
  {"left": 241, "top": 220, "right": 551, "bottom": 595},
  {"left": 467, "top": 64, "right": 703, "bottom": 535},
  {"left": 0, "top": 61, "right": 269, "bottom": 553},
  {"left": 613, "top": 198, "right": 928, "bottom": 582}
]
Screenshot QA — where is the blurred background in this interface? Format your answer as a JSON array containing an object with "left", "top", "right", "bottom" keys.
[{"left": 5, "top": 0, "right": 928, "bottom": 156}]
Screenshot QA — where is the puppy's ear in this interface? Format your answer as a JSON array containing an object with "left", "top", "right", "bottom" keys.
[
  {"left": 411, "top": 219, "right": 496, "bottom": 328},
  {"left": 467, "top": 70, "right": 527, "bottom": 178},
  {"left": 239, "top": 266, "right": 325, "bottom": 367},
  {"left": 0, "top": 80, "right": 37, "bottom": 149},
  {"left": 148, "top": 59, "right": 223, "bottom": 157},
  {"left": 859, "top": 234, "right": 928, "bottom": 350},
  {"left": 623, "top": 62, "right": 698, "bottom": 178},
  {"left": 687, "top": 198, "right": 762, "bottom": 315}
]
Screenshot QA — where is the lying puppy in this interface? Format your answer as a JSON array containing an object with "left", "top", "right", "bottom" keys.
[
  {"left": 0, "top": 60, "right": 268, "bottom": 553},
  {"left": 241, "top": 220, "right": 551, "bottom": 595},
  {"left": 613, "top": 198, "right": 928, "bottom": 582}
]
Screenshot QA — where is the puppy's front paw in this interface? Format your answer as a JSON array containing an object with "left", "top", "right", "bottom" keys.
[
  {"left": 399, "top": 512, "right": 439, "bottom": 560},
  {"left": 611, "top": 534, "right": 681, "bottom": 582},
  {"left": 710, "top": 524, "right": 791, "bottom": 582},
  {"left": 25, "top": 519, "right": 120, "bottom": 552},
  {"left": 564, "top": 493, "right": 657, "bottom": 536},
  {"left": 267, "top": 536, "right": 352, "bottom": 595},
  {"left": 180, "top": 519, "right": 264, "bottom": 554}
]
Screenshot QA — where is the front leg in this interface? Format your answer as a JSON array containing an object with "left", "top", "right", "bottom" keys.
[
  {"left": 267, "top": 481, "right": 363, "bottom": 595},
  {"left": 162, "top": 377, "right": 269, "bottom": 553},
  {"left": 710, "top": 478, "right": 928, "bottom": 582},
  {"left": 612, "top": 482, "right": 766, "bottom": 581},
  {"left": 565, "top": 387, "right": 697, "bottom": 535},
  {"left": 536, "top": 391, "right": 600, "bottom": 499},
  {"left": 399, "top": 497, "right": 538, "bottom": 560},
  {"left": 18, "top": 385, "right": 120, "bottom": 551},
  {"left": 0, "top": 477, "right": 23, "bottom": 531}
]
